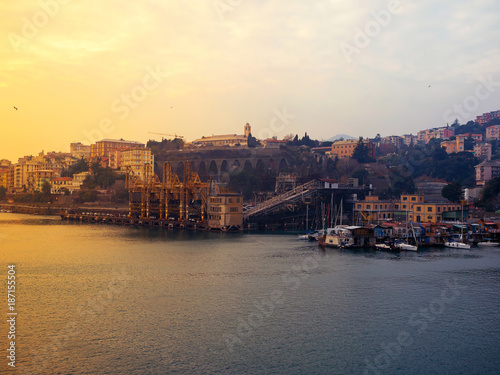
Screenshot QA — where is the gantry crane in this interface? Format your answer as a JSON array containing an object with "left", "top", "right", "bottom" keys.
[{"left": 148, "top": 132, "right": 184, "bottom": 139}]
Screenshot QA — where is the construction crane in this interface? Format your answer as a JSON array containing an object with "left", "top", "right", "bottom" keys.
[{"left": 148, "top": 132, "right": 184, "bottom": 139}]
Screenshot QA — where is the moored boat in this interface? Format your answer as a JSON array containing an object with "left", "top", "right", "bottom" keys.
[
  {"left": 395, "top": 242, "right": 418, "bottom": 251},
  {"left": 477, "top": 240, "right": 499, "bottom": 247},
  {"left": 318, "top": 227, "right": 354, "bottom": 248},
  {"left": 444, "top": 239, "right": 471, "bottom": 249}
]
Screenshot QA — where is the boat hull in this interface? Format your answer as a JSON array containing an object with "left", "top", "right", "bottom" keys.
[
  {"left": 444, "top": 241, "right": 471, "bottom": 249},
  {"left": 477, "top": 242, "right": 499, "bottom": 247}
]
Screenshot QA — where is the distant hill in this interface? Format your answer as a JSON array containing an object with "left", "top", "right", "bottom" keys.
[{"left": 326, "top": 134, "right": 356, "bottom": 142}]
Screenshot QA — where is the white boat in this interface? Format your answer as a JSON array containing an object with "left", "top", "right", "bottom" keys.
[
  {"left": 375, "top": 243, "right": 392, "bottom": 250},
  {"left": 477, "top": 240, "right": 499, "bottom": 247},
  {"left": 298, "top": 231, "right": 320, "bottom": 241},
  {"left": 395, "top": 242, "right": 418, "bottom": 251},
  {"left": 396, "top": 216, "right": 419, "bottom": 251},
  {"left": 444, "top": 240, "right": 471, "bottom": 249}
]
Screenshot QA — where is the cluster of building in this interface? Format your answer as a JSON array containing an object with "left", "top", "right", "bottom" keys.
[
  {"left": 354, "top": 193, "right": 466, "bottom": 225},
  {"left": 0, "top": 138, "right": 154, "bottom": 196},
  {"left": 0, "top": 152, "right": 89, "bottom": 195}
]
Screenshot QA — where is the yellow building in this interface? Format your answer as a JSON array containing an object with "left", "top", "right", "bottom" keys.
[
  {"left": 354, "top": 195, "right": 396, "bottom": 223},
  {"left": 330, "top": 139, "right": 376, "bottom": 158},
  {"left": 355, "top": 194, "right": 461, "bottom": 224},
  {"left": 207, "top": 192, "right": 243, "bottom": 231},
  {"left": 27, "top": 170, "right": 56, "bottom": 192},
  {"left": 0, "top": 169, "right": 8, "bottom": 189},
  {"left": 70, "top": 142, "right": 91, "bottom": 159},
  {"left": 90, "top": 139, "right": 145, "bottom": 158},
  {"left": 121, "top": 148, "right": 154, "bottom": 181},
  {"left": 440, "top": 135, "right": 466, "bottom": 154}
]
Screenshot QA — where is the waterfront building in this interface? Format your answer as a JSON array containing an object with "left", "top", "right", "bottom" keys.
[
  {"left": 354, "top": 194, "right": 463, "bottom": 224},
  {"left": 121, "top": 148, "right": 154, "bottom": 181},
  {"left": 70, "top": 142, "right": 91, "bottom": 159},
  {"left": 207, "top": 191, "right": 243, "bottom": 231},
  {"left": 90, "top": 139, "right": 145, "bottom": 158},
  {"left": 191, "top": 123, "right": 251, "bottom": 148},
  {"left": 330, "top": 139, "right": 375, "bottom": 159},
  {"left": 475, "top": 159, "right": 500, "bottom": 186}
]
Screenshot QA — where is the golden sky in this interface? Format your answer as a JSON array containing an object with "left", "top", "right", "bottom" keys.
[{"left": 1, "top": 0, "right": 499, "bottom": 161}]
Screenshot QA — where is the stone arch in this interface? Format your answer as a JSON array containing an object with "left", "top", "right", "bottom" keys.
[
  {"left": 268, "top": 158, "right": 276, "bottom": 172},
  {"left": 255, "top": 159, "right": 265, "bottom": 174},
  {"left": 278, "top": 158, "right": 288, "bottom": 173},
  {"left": 244, "top": 160, "right": 253, "bottom": 173},
  {"left": 209, "top": 160, "right": 218, "bottom": 176},
  {"left": 221, "top": 160, "right": 229, "bottom": 174},
  {"left": 198, "top": 161, "right": 208, "bottom": 181}
]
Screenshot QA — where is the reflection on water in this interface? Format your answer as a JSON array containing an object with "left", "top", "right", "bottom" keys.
[{"left": 1, "top": 213, "right": 500, "bottom": 375}]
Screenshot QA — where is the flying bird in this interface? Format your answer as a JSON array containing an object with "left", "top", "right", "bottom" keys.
[
  {"left": 13, "top": 106, "right": 18, "bottom": 110},
  {"left": 428, "top": 85, "right": 431, "bottom": 88}
]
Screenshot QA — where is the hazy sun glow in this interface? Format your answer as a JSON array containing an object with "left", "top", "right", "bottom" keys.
[{"left": 1, "top": 0, "right": 499, "bottom": 161}]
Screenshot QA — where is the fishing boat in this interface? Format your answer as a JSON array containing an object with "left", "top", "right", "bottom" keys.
[{"left": 318, "top": 226, "right": 355, "bottom": 248}]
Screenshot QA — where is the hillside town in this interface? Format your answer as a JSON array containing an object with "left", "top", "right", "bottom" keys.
[{"left": 2, "top": 110, "right": 500, "bottom": 235}]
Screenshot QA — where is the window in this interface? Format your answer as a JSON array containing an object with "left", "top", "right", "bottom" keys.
[
  {"left": 357, "top": 204, "right": 361, "bottom": 209},
  {"left": 403, "top": 205, "right": 406, "bottom": 209},
  {"left": 411, "top": 197, "right": 416, "bottom": 201},
  {"left": 403, "top": 196, "right": 408, "bottom": 201},
  {"left": 416, "top": 206, "right": 421, "bottom": 212},
  {"left": 375, "top": 205, "right": 378, "bottom": 209},
  {"left": 366, "top": 205, "right": 371, "bottom": 209},
  {"left": 395, "top": 205, "right": 399, "bottom": 209},
  {"left": 427, "top": 207, "right": 432, "bottom": 212}
]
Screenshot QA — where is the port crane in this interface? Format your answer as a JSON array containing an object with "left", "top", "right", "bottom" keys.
[{"left": 148, "top": 132, "right": 184, "bottom": 139}]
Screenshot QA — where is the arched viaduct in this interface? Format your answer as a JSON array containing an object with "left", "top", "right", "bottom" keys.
[{"left": 155, "top": 155, "right": 292, "bottom": 181}]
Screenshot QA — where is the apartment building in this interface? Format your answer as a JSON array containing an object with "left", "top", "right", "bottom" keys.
[
  {"left": 90, "top": 139, "right": 145, "bottom": 158},
  {"left": 330, "top": 139, "right": 376, "bottom": 158},
  {"left": 121, "top": 148, "right": 154, "bottom": 180},
  {"left": 475, "top": 160, "right": 500, "bottom": 186},
  {"left": 354, "top": 194, "right": 462, "bottom": 224}
]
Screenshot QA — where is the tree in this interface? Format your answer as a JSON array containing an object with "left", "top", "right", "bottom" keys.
[
  {"left": 41, "top": 181, "right": 51, "bottom": 198},
  {"left": 352, "top": 137, "right": 374, "bottom": 163},
  {"left": 478, "top": 176, "right": 500, "bottom": 211},
  {"left": 442, "top": 182, "right": 463, "bottom": 203},
  {"left": 61, "top": 158, "right": 89, "bottom": 177},
  {"left": 247, "top": 133, "right": 258, "bottom": 148}
]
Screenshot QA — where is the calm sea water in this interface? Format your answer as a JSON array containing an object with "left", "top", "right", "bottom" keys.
[{"left": 1, "top": 213, "right": 500, "bottom": 375}]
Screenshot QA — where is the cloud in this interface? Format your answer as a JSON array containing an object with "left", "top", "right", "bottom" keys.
[{"left": 0, "top": 0, "right": 499, "bottom": 160}]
